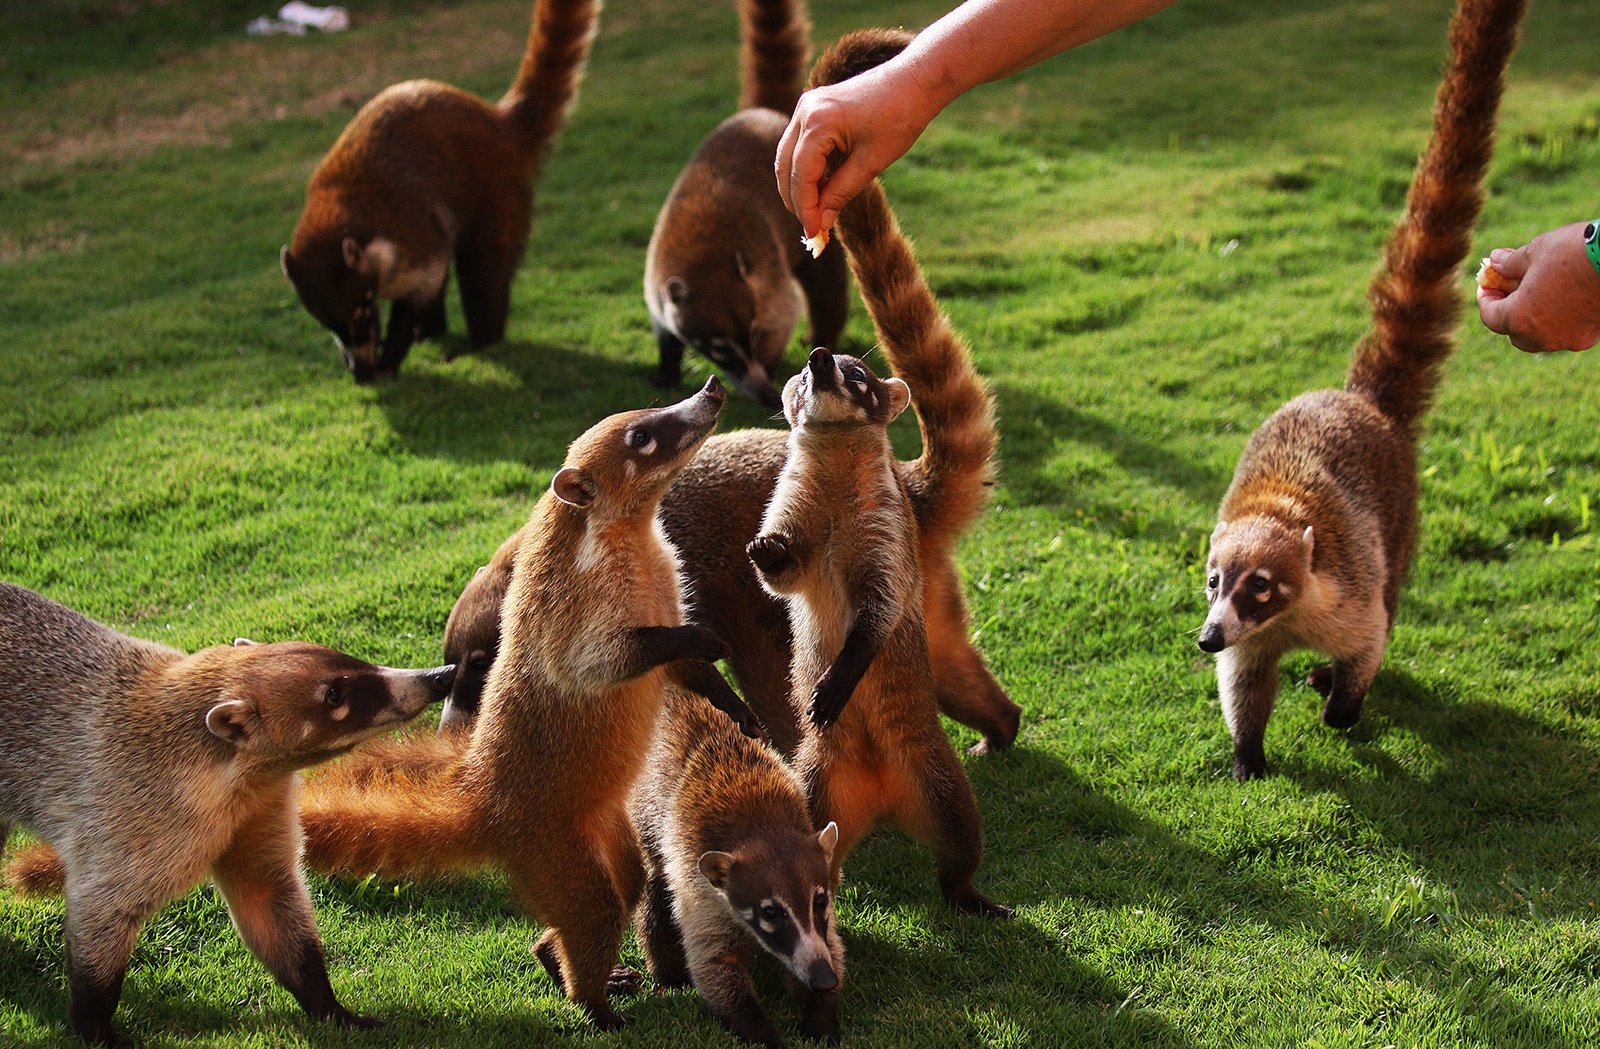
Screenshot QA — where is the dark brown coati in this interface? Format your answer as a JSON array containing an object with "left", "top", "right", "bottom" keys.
[
  {"left": 438, "top": 527, "right": 522, "bottom": 731},
  {"left": 288, "top": 380, "right": 761, "bottom": 1031},
  {"left": 632, "top": 687, "right": 843, "bottom": 1047},
  {"left": 643, "top": 0, "right": 849, "bottom": 405},
  {"left": 749, "top": 347, "right": 1009, "bottom": 919},
  {"left": 432, "top": 28, "right": 1018, "bottom": 758},
  {"left": 0, "top": 582, "right": 453, "bottom": 1046},
  {"left": 281, "top": 0, "right": 599, "bottom": 381},
  {"left": 1198, "top": 0, "right": 1526, "bottom": 780}
]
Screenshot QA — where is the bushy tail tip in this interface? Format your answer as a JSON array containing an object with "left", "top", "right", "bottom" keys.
[
  {"left": 807, "top": 27, "right": 913, "bottom": 90},
  {"left": 6, "top": 843, "right": 66, "bottom": 896}
]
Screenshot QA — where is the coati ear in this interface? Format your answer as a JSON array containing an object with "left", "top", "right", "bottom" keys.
[
  {"left": 734, "top": 251, "right": 751, "bottom": 279},
  {"left": 232, "top": 637, "right": 259, "bottom": 647},
  {"left": 666, "top": 277, "right": 688, "bottom": 305},
  {"left": 1301, "top": 525, "right": 1315, "bottom": 571},
  {"left": 279, "top": 245, "right": 295, "bottom": 282},
  {"left": 552, "top": 467, "right": 597, "bottom": 508},
  {"left": 817, "top": 821, "right": 839, "bottom": 865},
  {"left": 1211, "top": 521, "right": 1228, "bottom": 545},
  {"left": 341, "top": 236, "right": 363, "bottom": 270},
  {"left": 698, "top": 851, "right": 735, "bottom": 890},
  {"left": 205, "top": 699, "right": 255, "bottom": 743},
  {"left": 881, "top": 377, "right": 911, "bottom": 421}
]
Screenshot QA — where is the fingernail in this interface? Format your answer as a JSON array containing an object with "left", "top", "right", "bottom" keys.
[
  {"left": 821, "top": 209, "right": 837, "bottom": 230},
  {"left": 1490, "top": 247, "right": 1514, "bottom": 265}
]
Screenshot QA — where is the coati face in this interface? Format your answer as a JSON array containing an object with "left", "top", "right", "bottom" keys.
[
  {"left": 699, "top": 822, "right": 841, "bottom": 990},
  {"left": 782, "top": 347, "right": 910, "bottom": 430},
  {"left": 1199, "top": 520, "right": 1315, "bottom": 652},
  {"left": 202, "top": 640, "right": 455, "bottom": 768},
  {"left": 551, "top": 376, "right": 727, "bottom": 519},
  {"left": 280, "top": 238, "right": 388, "bottom": 382},
  {"left": 659, "top": 256, "right": 796, "bottom": 407}
]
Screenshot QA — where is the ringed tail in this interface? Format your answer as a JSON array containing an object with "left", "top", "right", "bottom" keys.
[
  {"left": 739, "top": 0, "right": 812, "bottom": 114},
  {"left": 501, "top": 0, "right": 603, "bottom": 170},
  {"left": 1344, "top": 0, "right": 1527, "bottom": 438}
]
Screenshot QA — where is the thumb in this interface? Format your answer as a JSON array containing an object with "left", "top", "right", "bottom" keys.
[{"left": 1489, "top": 244, "right": 1531, "bottom": 281}]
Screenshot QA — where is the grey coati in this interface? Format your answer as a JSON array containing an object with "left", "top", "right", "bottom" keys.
[
  {"left": 632, "top": 687, "right": 844, "bottom": 1047},
  {"left": 281, "top": 0, "right": 599, "bottom": 381},
  {"left": 750, "top": 346, "right": 1009, "bottom": 919},
  {"left": 0, "top": 582, "right": 454, "bottom": 1046},
  {"left": 433, "top": 27, "right": 1019, "bottom": 758},
  {"left": 643, "top": 0, "right": 849, "bottom": 405},
  {"left": 286, "top": 380, "right": 762, "bottom": 1030},
  {"left": 1197, "top": 0, "right": 1526, "bottom": 780}
]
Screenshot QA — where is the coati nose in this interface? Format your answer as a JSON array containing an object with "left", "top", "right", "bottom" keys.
[
  {"left": 417, "top": 663, "right": 458, "bottom": 698},
  {"left": 807, "top": 957, "right": 838, "bottom": 991},
  {"left": 1197, "top": 624, "right": 1227, "bottom": 653},
  {"left": 700, "top": 374, "right": 725, "bottom": 402},
  {"left": 808, "top": 347, "right": 833, "bottom": 371}
]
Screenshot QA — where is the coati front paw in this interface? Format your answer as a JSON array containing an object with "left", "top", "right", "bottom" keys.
[
  {"left": 678, "top": 625, "right": 730, "bottom": 665},
  {"left": 1305, "top": 664, "right": 1334, "bottom": 697},
  {"left": 1321, "top": 693, "right": 1365, "bottom": 730},
  {"left": 1231, "top": 743, "right": 1267, "bottom": 781},
  {"left": 746, "top": 534, "right": 794, "bottom": 577},
  {"left": 607, "top": 965, "right": 645, "bottom": 995},
  {"left": 807, "top": 670, "right": 855, "bottom": 728},
  {"left": 335, "top": 1012, "right": 385, "bottom": 1031}
]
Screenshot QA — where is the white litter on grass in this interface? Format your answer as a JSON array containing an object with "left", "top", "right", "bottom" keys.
[{"left": 246, "top": 3, "right": 349, "bottom": 35}]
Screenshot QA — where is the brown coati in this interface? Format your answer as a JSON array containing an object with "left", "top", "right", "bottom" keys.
[
  {"left": 750, "top": 347, "right": 1010, "bottom": 920},
  {"left": 1197, "top": 0, "right": 1526, "bottom": 780},
  {"left": 438, "top": 526, "right": 523, "bottom": 731},
  {"left": 643, "top": 0, "right": 849, "bottom": 405},
  {"left": 432, "top": 28, "right": 1018, "bottom": 758},
  {"left": 281, "top": 0, "right": 599, "bottom": 382},
  {"left": 288, "top": 379, "right": 761, "bottom": 1031},
  {"left": 0, "top": 582, "right": 454, "bottom": 1046},
  {"left": 632, "top": 687, "right": 843, "bottom": 1048}
]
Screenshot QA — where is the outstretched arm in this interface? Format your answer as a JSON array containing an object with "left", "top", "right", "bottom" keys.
[
  {"left": 808, "top": 599, "right": 900, "bottom": 728},
  {"left": 1478, "top": 221, "right": 1600, "bottom": 353},
  {"left": 668, "top": 660, "right": 769, "bottom": 742},
  {"left": 775, "top": 0, "right": 1182, "bottom": 237}
]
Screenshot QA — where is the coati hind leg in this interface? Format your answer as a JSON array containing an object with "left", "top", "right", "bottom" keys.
[
  {"left": 1219, "top": 643, "right": 1282, "bottom": 780},
  {"left": 795, "top": 243, "right": 850, "bottom": 352},
  {"left": 62, "top": 865, "right": 177, "bottom": 1046},
  {"left": 455, "top": 234, "right": 521, "bottom": 349},
  {"left": 896, "top": 739, "right": 1012, "bottom": 920},
  {"left": 653, "top": 320, "right": 687, "bottom": 389},
  {"left": 211, "top": 798, "right": 375, "bottom": 1029}
]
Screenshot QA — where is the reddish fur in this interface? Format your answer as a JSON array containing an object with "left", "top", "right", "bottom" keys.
[{"left": 740, "top": 0, "right": 812, "bottom": 114}]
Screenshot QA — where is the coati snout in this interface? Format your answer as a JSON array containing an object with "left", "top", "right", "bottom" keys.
[
  {"left": 206, "top": 640, "right": 455, "bottom": 764},
  {"left": 279, "top": 241, "right": 395, "bottom": 383},
  {"left": 1199, "top": 521, "right": 1314, "bottom": 652},
  {"left": 782, "top": 347, "right": 909, "bottom": 428}
]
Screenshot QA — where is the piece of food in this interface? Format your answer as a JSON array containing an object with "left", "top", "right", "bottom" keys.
[
  {"left": 802, "top": 227, "right": 830, "bottom": 259},
  {"left": 1476, "top": 256, "right": 1518, "bottom": 293}
]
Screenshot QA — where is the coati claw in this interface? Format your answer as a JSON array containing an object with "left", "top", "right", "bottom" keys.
[
  {"left": 806, "top": 672, "right": 852, "bottom": 728},
  {"left": 607, "top": 965, "right": 646, "bottom": 995},
  {"left": 746, "top": 534, "right": 792, "bottom": 576}
]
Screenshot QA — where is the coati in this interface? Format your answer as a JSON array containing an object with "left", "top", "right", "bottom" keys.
[
  {"left": 643, "top": 0, "right": 849, "bottom": 405},
  {"left": 438, "top": 527, "right": 522, "bottom": 731},
  {"left": 433, "top": 27, "right": 1019, "bottom": 758},
  {"left": 281, "top": 0, "right": 600, "bottom": 382},
  {"left": 0, "top": 582, "right": 454, "bottom": 1046},
  {"left": 750, "top": 347, "right": 1009, "bottom": 920},
  {"left": 289, "top": 379, "right": 761, "bottom": 1031},
  {"left": 1197, "top": 0, "right": 1526, "bottom": 780},
  {"left": 632, "top": 687, "right": 844, "bottom": 1048}
]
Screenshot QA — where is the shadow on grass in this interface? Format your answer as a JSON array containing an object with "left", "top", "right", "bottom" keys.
[{"left": 1282, "top": 667, "right": 1600, "bottom": 917}]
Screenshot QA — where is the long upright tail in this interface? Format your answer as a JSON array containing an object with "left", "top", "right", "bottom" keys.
[
  {"left": 298, "top": 735, "right": 489, "bottom": 881},
  {"left": 1344, "top": 0, "right": 1526, "bottom": 437},
  {"left": 811, "top": 30, "right": 998, "bottom": 544},
  {"left": 501, "top": 0, "right": 603, "bottom": 169},
  {"left": 739, "top": 0, "right": 811, "bottom": 114}
]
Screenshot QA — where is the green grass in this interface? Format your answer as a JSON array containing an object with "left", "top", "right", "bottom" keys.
[{"left": 3, "top": 0, "right": 1600, "bottom": 1045}]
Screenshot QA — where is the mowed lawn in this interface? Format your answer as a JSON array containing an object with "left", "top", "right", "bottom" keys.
[{"left": 3, "top": 0, "right": 1600, "bottom": 1045}]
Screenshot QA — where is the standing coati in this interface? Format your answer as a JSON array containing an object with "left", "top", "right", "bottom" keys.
[
  {"left": 1197, "top": 0, "right": 1526, "bottom": 780},
  {"left": 433, "top": 27, "right": 1018, "bottom": 758},
  {"left": 288, "top": 379, "right": 760, "bottom": 1031},
  {"left": 0, "top": 582, "right": 454, "bottom": 1046},
  {"left": 643, "top": 0, "right": 849, "bottom": 405},
  {"left": 632, "top": 687, "right": 844, "bottom": 1048},
  {"left": 281, "top": 0, "right": 600, "bottom": 381},
  {"left": 750, "top": 347, "right": 1009, "bottom": 919}
]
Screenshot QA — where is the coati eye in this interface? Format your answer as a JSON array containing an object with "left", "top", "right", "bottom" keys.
[
  {"left": 1250, "top": 576, "right": 1271, "bottom": 593},
  {"left": 760, "top": 903, "right": 784, "bottom": 923},
  {"left": 628, "top": 429, "right": 651, "bottom": 448},
  {"left": 1207, "top": 574, "right": 1219, "bottom": 590},
  {"left": 844, "top": 365, "right": 866, "bottom": 384},
  {"left": 323, "top": 684, "right": 344, "bottom": 708},
  {"left": 813, "top": 891, "right": 828, "bottom": 916}
]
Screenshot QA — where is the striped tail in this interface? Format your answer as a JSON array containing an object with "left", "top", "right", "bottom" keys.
[
  {"left": 814, "top": 30, "right": 999, "bottom": 543},
  {"left": 501, "top": 0, "right": 603, "bottom": 171},
  {"left": 739, "top": 0, "right": 811, "bottom": 114},
  {"left": 1344, "top": 0, "right": 1527, "bottom": 438},
  {"left": 299, "top": 736, "right": 488, "bottom": 882}
]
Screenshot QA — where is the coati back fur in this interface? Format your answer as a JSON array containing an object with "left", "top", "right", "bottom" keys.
[
  {"left": 1198, "top": 0, "right": 1526, "bottom": 780},
  {"left": 290, "top": 380, "right": 758, "bottom": 1030},
  {"left": 749, "top": 348, "right": 1009, "bottom": 920},
  {"left": 436, "top": 28, "right": 1018, "bottom": 758},
  {"left": 0, "top": 582, "right": 453, "bottom": 1045},
  {"left": 281, "top": 0, "right": 600, "bottom": 381},
  {"left": 632, "top": 687, "right": 844, "bottom": 1048},
  {"left": 643, "top": 0, "right": 849, "bottom": 405}
]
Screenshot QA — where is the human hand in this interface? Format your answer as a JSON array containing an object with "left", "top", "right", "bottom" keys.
[
  {"left": 775, "top": 59, "right": 946, "bottom": 239},
  {"left": 1477, "top": 221, "right": 1600, "bottom": 353}
]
